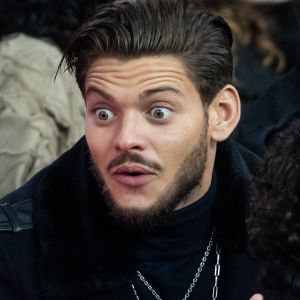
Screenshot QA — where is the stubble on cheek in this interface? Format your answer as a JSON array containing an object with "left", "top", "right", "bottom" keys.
[{"left": 88, "top": 125, "right": 208, "bottom": 233}]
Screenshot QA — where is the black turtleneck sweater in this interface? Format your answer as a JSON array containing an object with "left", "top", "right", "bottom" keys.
[{"left": 133, "top": 174, "right": 217, "bottom": 300}]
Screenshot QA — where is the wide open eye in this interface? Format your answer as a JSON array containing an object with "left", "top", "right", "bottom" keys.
[
  {"left": 150, "top": 107, "right": 172, "bottom": 120},
  {"left": 96, "top": 108, "right": 114, "bottom": 121}
]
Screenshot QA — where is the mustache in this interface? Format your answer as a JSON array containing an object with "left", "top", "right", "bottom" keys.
[{"left": 107, "top": 153, "right": 162, "bottom": 172}]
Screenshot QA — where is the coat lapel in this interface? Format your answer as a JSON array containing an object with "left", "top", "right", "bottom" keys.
[{"left": 33, "top": 137, "right": 136, "bottom": 300}]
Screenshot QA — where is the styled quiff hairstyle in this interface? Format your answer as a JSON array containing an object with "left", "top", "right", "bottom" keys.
[{"left": 62, "top": 0, "right": 233, "bottom": 105}]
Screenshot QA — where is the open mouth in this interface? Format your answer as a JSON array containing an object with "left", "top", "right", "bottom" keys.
[
  {"left": 112, "top": 165, "right": 156, "bottom": 186},
  {"left": 123, "top": 172, "right": 143, "bottom": 176}
]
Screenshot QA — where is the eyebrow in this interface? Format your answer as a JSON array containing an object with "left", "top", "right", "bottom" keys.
[
  {"left": 85, "top": 85, "right": 184, "bottom": 102},
  {"left": 141, "top": 86, "right": 184, "bottom": 98},
  {"left": 85, "top": 86, "right": 114, "bottom": 101}
]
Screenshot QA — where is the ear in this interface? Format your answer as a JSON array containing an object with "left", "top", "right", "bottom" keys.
[{"left": 208, "top": 84, "right": 240, "bottom": 142}]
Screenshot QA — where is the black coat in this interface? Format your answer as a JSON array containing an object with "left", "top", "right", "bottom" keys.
[{"left": 0, "top": 137, "right": 270, "bottom": 300}]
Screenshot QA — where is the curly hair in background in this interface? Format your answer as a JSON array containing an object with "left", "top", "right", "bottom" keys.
[
  {"left": 0, "top": 0, "right": 111, "bottom": 50},
  {"left": 199, "top": 0, "right": 286, "bottom": 73},
  {"left": 247, "top": 118, "right": 300, "bottom": 297}
]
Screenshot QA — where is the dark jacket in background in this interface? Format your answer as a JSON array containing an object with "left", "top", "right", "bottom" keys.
[
  {"left": 234, "top": 66, "right": 300, "bottom": 157},
  {"left": 0, "top": 137, "right": 270, "bottom": 300}
]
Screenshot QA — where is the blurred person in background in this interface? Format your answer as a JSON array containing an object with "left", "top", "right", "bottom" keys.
[
  {"left": 200, "top": 0, "right": 298, "bottom": 104},
  {"left": 246, "top": 0, "right": 298, "bottom": 73},
  {"left": 0, "top": 0, "right": 110, "bottom": 197},
  {"left": 235, "top": 0, "right": 300, "bottom": 156},
  {"left": 247, "top": 117, "right": 300, "bottom": 300}
]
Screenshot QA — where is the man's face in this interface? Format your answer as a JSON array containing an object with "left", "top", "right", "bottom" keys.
[{"left": 85, "top": 56, "right": 215, "bottom": 227}]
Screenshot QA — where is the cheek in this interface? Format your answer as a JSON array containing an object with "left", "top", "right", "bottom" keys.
[
  {"left": 157, "top": 132, "right": 196, "bottom": 174},
  {"left": 157, "top": 123, "right": 203, "bottom": 159},
  {"left": 85, "top": 129, "right": 112, "bottom": 171}
]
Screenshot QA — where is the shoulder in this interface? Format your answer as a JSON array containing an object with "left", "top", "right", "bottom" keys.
[
  {"left": 0, "top": 137, "right": 87, "bottom": 232},
  {"left": 0, "top": 171, "right": 42, "bottom": 299},
  {"left": 0, "top": 167, "right": 47, "bottom": 232},
  {"left": 217, "top": 138, "right": 262, "bottom": 178},
  {"left": 0, "top": 202, "right": 38, "bottom": 299},
  {"left": 215, "top": 139, "right": 262, "bottom": 252}
]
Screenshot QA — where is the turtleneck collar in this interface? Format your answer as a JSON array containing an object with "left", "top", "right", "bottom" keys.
[{"left": 135, "top": 172, "right": 217, "bottom": 261}]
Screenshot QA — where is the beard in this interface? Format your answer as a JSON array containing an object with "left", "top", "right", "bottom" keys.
[{"left": 90, "top": 122, "right": 208, "bottom": 232}]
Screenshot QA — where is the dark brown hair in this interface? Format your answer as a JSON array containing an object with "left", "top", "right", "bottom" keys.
[
  {"left": 247, "top": 118, "right": 300, "bottom": 296},
  {"left": 61, "top": 0, "right": 233, "bottom": 106}
]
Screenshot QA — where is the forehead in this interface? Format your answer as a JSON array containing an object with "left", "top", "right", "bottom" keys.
[{"left": 84, "top": 55, "right": 197, "bottom": 95}]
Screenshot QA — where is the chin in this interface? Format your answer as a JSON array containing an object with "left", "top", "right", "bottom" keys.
[
  {"left": 110, "top": 194, "right": 158, "bottom": 212},
  {"left": 103, "top": 191, "right": 172, "bottom": 232}
]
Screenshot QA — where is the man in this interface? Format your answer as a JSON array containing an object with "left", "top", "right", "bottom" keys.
[{"left": 0, "top": 0, "right": 266, "bottom": 299}]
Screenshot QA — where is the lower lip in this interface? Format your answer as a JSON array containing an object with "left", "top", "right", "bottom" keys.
[{"left": 112, "top": 174, "right": 154, "bottom": 187}]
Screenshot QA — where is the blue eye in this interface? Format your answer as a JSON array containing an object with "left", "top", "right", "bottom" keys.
[
  {"left": 96, "top": 108, "right": 114, "bottom": 120},
  {"left": 150, "top": 107, "right": 172, "bottom": 119}
]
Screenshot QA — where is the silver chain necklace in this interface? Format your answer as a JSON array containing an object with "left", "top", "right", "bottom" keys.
[{"left": 131, "top": 229, "right": 221, "bottom": 300}]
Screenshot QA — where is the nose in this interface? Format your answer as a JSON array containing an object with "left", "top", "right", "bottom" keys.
[{"left": 114, "top": 113, "right": 146, "bottom": 152}]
